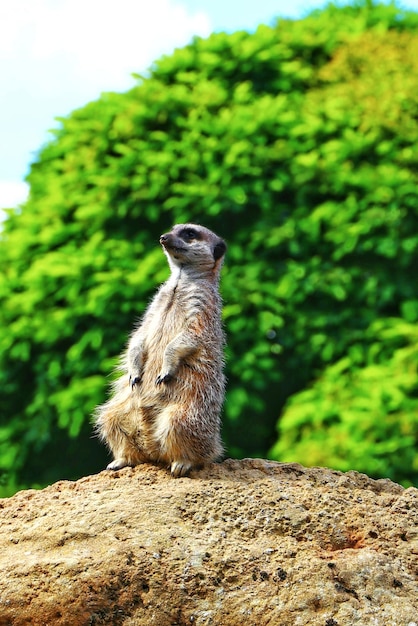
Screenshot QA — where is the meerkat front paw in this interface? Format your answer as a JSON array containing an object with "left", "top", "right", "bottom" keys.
[
  {"left": 155, "top": 372, "right": 174, "bottom": 385},
  {"left": 170, "top": 460, "right": 192, "bottom": 477},
  {"left": 129, "top": 373, "right": 141, "bottom": 389}
]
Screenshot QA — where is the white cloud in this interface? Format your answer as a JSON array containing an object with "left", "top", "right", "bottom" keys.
[
  {"left": 0, "top": 0, "right": 211, "bottom": 96},
  {"left": 0, "top": 0, "right": 212, "bottom": 210},
  {"left": 0, "top": 181, "right": 29, "bottom": 213}
]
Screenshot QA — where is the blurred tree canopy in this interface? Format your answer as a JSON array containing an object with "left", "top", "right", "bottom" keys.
[{"left": 1, "top": 1, "right": 418, "bottom": 495}]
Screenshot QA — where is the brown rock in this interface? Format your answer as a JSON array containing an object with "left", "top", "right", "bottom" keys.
[{"left": 0, "top": 459, "right": 417, "bottom": 626}]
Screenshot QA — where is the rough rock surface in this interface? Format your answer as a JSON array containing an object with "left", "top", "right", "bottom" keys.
[{"left": 0, "top": 459, "right": 417, "bottom": 626}]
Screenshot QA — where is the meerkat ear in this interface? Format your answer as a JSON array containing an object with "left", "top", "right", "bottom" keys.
[{"left": 213, "top": 239, "right": 227, "bottom": 261}]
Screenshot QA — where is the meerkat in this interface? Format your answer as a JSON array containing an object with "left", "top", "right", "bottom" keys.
[{"left": 94, "top": 223, "right": 227, "bottom": 477}]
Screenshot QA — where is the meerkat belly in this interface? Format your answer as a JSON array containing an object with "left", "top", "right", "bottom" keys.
[{"left": 140, "top": 302, "right": 190, "bottom": 398}]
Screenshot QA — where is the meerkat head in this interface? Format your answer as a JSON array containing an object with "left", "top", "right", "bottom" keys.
[{"left": 160, "top": 224, "right": 226, "bottom": 276}]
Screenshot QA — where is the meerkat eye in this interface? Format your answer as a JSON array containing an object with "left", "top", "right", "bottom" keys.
[{"left": 180, "top": 227, "right": 200, "bottom": 242}]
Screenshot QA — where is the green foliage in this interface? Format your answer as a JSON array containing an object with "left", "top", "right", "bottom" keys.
[
  {"left": 270, "top": 319, "right": 418, "bottom": 485},
  {"left": 1, "top": 1, "right": 418, "bottom": 493}
]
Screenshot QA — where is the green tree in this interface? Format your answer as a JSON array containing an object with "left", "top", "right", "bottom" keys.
[
  {"left": 1, "top": 1, "right": 418, "bottom": 494},
  {"left": 271, "top": 318, "right": 418, "bottom": 484}
]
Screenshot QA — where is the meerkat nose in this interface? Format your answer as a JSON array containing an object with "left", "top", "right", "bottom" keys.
[{"left": 160, "top": 234, "right": 168, "bottom": 244}]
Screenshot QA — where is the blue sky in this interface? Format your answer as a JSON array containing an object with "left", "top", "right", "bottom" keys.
[{"left": 1, "top": 0, "right": 418, "bottom": 212}]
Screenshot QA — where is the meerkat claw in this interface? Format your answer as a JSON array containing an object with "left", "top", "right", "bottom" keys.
[
  {"left": 106, "top": 458, "right": 132, "bottom": 470},
  {"left": 129, "top": 375, "right": 141, "bottom": 389},
  {"left": 155, "top": 373, "right": 173, "bottom": 386},
  {"left": 171, "top": 461, "right": 192, "bottom": 477}
]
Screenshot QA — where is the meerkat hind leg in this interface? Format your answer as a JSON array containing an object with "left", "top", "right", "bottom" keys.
[{"left": 106, "top": 458, "right": 133, "bottom": 471}]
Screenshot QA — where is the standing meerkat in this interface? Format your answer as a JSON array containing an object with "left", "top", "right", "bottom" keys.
[{"left": 95, "top": 223, "right": 227, "bottom": 477}]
